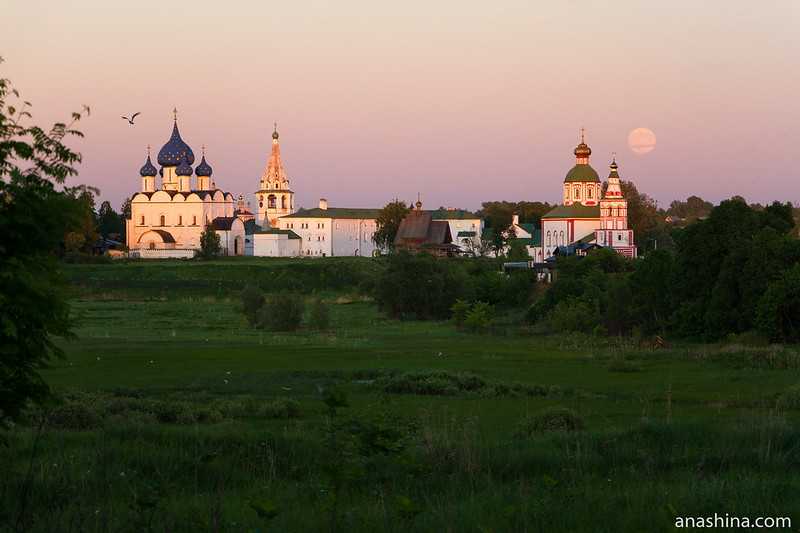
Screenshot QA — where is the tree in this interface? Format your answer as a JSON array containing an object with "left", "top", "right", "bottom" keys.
[
  {"left": 0, "top": 59, "right": 90, "bottom": 424},
  {"left": 757, "top": 264, "right": 800, "bottom": 342},
  {"left": 373, "top": 200, "right": 410, "bottom": 252},
  {"left": 97, "top": 200, "right": 123, "bottom": 239},
  {"left": 507, "top": 239, "right": 530, "bottom": 261},
  {"left": 199, "top": 223, "right": 221, "bottom": 259},
  {"left": 374, "top": 252, "right": 469, "bottom": 320}
]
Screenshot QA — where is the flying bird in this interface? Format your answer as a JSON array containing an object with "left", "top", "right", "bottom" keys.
[{"left": 121, "top": 112, "right": 141, "bottom": 125}]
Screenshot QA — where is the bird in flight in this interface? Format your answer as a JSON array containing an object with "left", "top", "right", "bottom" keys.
[{"left": 121, "top": 112, "right": 141, "bottom": 125}]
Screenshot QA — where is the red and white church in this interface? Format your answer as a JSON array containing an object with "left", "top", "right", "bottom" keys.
[{"left": 529, "top": 133, "right": 637, "bottom": 261}]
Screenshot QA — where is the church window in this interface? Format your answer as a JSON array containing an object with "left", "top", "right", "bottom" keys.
[
  {"left": 149, "top": 242, "right": 155, "bottom": 250},
  {"left": 259, "top": 202, "right": 263, "bottom": 208},
  {"left": 160, "top": 215, "right": 166, "bottom": 226},
  {"left": 178, "top": 215, "right": 182, "bottom": 226},
  {"left": 588, "top": 188, "right": 593, "bottom": 199},
  {"left": 560, "top": 231, "right": 565, "bottom": 245},
  {"left": 192, "top": 215, "right": 197, "bottom": 225},
  {"left": 140, "top": 215, "right": 145, "bottom": 225},
  {"left": 282, "top": 196, "right": 286, "bottom": 209},
  {"left": 547, "top": 231, "right": 551, "bottom": 246},
  {"left": 575, "top": 188, "right": 580, "bottom": 199},
  {"left": 268, "top": 195, "right": 276, "bottom": 209}
]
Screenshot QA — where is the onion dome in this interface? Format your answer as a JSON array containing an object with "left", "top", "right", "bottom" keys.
[
  {"left": 564, "top": 164, "right": 600, "bottom": 182},
  {"left": 157, "top": 111, "right": 195, "bottom": 166},
  {"left": 176, "top": 154, "right": 193, "bottom": 176},
  {"left": 195, "top": 152, "right": 213, "bottom": 177},
  {"left": 574, "top": 142, "right": 591, "bottom": 158},
  {"left": 139, "top": 150, "right": 157, "bottom": 177}
]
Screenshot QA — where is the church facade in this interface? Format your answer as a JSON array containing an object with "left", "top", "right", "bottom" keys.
[
  {"left": 125, "top": 112, "right": 244, "bottom": 258},
  {"left": 530, "top": 134, "right": 637, "bottom": 261}
]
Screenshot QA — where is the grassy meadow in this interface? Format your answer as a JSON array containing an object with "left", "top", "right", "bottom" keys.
[{"left": 3, "top": 258, "right": 800, "bottom": 532}]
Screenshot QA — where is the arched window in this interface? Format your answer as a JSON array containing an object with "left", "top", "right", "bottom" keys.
[
  {"left": 575, "top": 187, "right": 581, "bottom": 199},
  {"left": 560, "top": 231, "right": 565, "bottom": 245},
  {"left": 587, "top": 188, "right": 593, "bottom": 199},
  {"left": 268, "top": 195, "right": 276, "bottom": 209},
  {"left": 281, "top": 196, "right": 286, "bottom": 209},
  {"left": 160, "top": 215, "right": 165, "bottom": 226},
  {"left": 547, "top": 231, "right": 551, "bottom": 246},
  {"left": 140, "top": 215, "right": 145, "bottom": 225},
  {"left": 192, "top": 215, "right": 197, "bottom": 225},
  {"left": 178, "top": 215, "right": 182, "bottom": 226}
]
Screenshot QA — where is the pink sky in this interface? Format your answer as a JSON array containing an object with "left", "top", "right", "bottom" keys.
[{"left": 4, "top": 0, "right": 799, "bottom": 211}]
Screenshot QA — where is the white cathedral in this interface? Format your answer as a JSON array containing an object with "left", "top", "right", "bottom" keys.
[{"left": 126, "top": 111, "right": 245, "bottom": 258}]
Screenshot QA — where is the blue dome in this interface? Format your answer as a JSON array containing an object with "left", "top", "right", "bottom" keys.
[
  {"left": 157, "top": 122, "right": 195, "bottom": 167},
  {"left": 195, "top": 155, "right": 213, "bottom": 177},
  {"left": 139, "top": 154, "right": 157, "bottom": 177},
  {"left": 176, "top": 155, "right": 193, "bottom": 176}
]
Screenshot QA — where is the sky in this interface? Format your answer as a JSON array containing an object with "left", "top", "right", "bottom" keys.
[{"left": 3, "top": 0, "right": 799, "bottom": 211}]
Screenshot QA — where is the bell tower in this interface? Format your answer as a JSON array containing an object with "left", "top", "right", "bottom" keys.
[{"left": 255, "top": 123, "right": 295, "bottom": 227}]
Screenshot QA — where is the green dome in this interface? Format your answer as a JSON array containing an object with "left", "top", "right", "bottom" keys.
[{"left": 564, "top": 164, "right": 600, "bottom": 183}]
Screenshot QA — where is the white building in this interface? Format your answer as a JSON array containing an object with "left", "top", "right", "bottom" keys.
[
  {"left": 278, "top": 199, "right": 381, "bottom": 257},
  {"left": 126, "top": 111, "right": 244, "bottom": 258},
  {"left": 427, "top": 208, "right": 484, "bottom": 254}
]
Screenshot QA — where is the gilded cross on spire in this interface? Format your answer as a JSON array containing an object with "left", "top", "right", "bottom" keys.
[
  {"left": 612, "top": 151, "right": 616, "bottom": 162},
  {"left": 201, "top": 144, "right": 206, "bottom": 157},
  {"left": 580, "top": 127, "right": 585, "bottom": 143},
  {"left": 146, "top": 144, "right": 151, "bottom": 156},
  {"left": 173, "top": 107, "right": 178, "bottom": 122}
]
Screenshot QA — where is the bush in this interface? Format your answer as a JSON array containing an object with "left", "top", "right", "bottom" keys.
[
  {"left": 307, "top": 298, "right": 331, "bottom": 330},
  {"left": 258, "top": 293, "right": 305, "bottom": 331},
  {"left": 259, "top": 397, "right": 302, "bottom": 419},
  {"left": 515, "top": 407, "right": 585, "bottom": 436},
  {"left": 46, "top": 403, "right": 101, "bottom": 430},
  {"left": 374, "top": 252, "right": 469, "bottom": 320},
  {"left": 463, "top": 301, "right": 495, "bottom": 333},
  {"left": 240, "top": 284, "right": 265, "bottom": 327},
  {"left": 777, "top": 384, "right": 800, "bottom": 410},
  {"left": 450, "top": 299, "right": 471, "bottom": 328},
  {"left": 757, "top": 264, "right": 800, "bottom": 342},
  {"left": 548, "top": 297, "right": 598, "bottom": 333}
]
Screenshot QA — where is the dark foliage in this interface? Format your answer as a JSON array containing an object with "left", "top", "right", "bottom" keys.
[
  {"left": 0, "top": 64, "right": 89, "bottom": 424},
  {"left": 374, "top": 252, "right": 469, "bottom": 320}
]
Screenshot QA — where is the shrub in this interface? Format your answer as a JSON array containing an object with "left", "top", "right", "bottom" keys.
[
  {"left": 777, "top": 384, "right": 800, "bottom": 410},
  {"left": 757, "top": 264, "right": 800, "bottom": 342},
  {"left": 374, "top": 252, "right": 469, "bottom": 320},
  {"left": 515, "top": 407, "right": 585, "bottom": 436},
  {"left": 240, "top": 284, "right": 265, "bottom": 327},
  {"left": 259, "top": 397, "right": 302, "bottom": 419},
  {"left": 258, "top": 293, "right": 305, "bottom": 331},
  {"left": 450, "top": 299, "right": 471, "bottom": 329},
  {"left": 548, "top": 297, "right": 598, "bottom": 333},
  {"left": 307, "top": 298, "right": 331, "bottom": 330},
  {"left": 46, "top": 403, "right": 101, "bottom": 430},
  {"left": 463, "top": 301, "right": 495, "bottom": 333}
]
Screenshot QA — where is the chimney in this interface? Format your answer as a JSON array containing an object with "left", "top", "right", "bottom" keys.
[
  {"left": 512, "top": 214, "right": 519, "bottom": 226},
  {"left": 319, "top": 198, "right": 328, "bottom": 210}
]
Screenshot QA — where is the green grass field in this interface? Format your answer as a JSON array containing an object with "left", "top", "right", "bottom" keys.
[{"left": 3, "top": 259, "right": 800, "bottom": 532}]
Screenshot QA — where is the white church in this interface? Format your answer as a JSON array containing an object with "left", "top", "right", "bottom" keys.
[{"left": 126, "top": 111, "right": 245, "bottom": 258}]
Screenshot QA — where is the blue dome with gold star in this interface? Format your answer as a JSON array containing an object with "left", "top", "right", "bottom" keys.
[
  {"left": 139, "top": 154, "right": 157, "bottom": 177},
  {"left": 158, "top": 121, "right": 195, "bottom": 167},
  {"left": 175, "top": 154, "right": 193, "bottom": 176},
  {"left": 195, "top": 154, "right": 213, "bottom": 177}
]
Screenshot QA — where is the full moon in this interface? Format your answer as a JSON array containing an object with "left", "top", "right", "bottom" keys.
[{"left": 628, "top": 128, "right": 657, "bottom": 155}]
